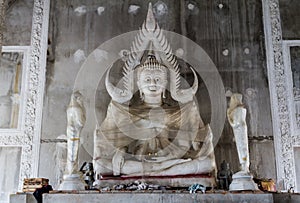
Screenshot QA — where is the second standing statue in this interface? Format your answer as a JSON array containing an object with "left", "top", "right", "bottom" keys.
[{"left": 227, "top": 93, "right": 258, "bottom": 191}]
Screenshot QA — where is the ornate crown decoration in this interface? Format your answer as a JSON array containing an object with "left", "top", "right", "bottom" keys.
[
  {"left": 136, "top": 43, "right": 168, "bottom": 79},
  {"left": 105, "top": 3, "right": 198, "bottom": 104}
]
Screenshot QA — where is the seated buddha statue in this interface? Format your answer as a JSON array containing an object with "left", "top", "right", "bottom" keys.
[
  {"left": 93, "top": 3, "right": 216, "bottom": 180},
  {"left": 93, "top": 51, "right": 216, "bottom": 177}
]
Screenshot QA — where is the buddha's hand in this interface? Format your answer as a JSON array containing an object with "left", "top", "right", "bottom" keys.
[
  {"left": 112, "top": 149, "right": 125, "bottom": 176},
  {"left": 144, "top": 153, "right": 177, "bottom": 162}
]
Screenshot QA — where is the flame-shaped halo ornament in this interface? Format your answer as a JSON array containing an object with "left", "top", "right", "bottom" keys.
[{"left": 105, "top": 3, "right": 198, "bottom": 104}]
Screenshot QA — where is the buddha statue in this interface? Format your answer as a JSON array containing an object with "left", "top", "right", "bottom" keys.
[{"left": 93, "top": 3, "right": 216, "bottom": 183}]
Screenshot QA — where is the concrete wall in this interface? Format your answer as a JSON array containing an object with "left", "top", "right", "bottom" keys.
[{"left": 3, "top": 0, "right": 33, "bottom": 46}]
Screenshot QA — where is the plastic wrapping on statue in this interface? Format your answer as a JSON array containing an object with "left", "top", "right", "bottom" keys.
[
  {"left": 58, "top": 91, "right": 87, "bottom": 191},
  {"left": 94, "top": 52, "right": 216, "bottom": 177},
  {"left": 66, "top": 91, "right": 86, "bottom": 175},
  {"left": 92, "top": 3, "right": 217, "bottom": 188},
  {"left": 227, "top": 94, "right": 250, "bottom": 173}
]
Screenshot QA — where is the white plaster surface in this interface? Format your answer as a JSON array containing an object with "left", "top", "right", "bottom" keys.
[{"left": 0, "top": 147, "right": 22, "bottom": 203}]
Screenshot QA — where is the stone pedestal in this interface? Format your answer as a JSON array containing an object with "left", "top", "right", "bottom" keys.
[
  {"left": 58, "top": 174, "right": 86, "bottom": 191},
  {"left": 229, "top": 171, "right": 259, "bottom": 191},
  {"left": 96, "top": 174, "right": 216, "bottom": 188},
  {"left": 43, "top": 192, "right": 273, "bottom": 203},
  {"left": 9, "top": 193, "right": 36, "bottom": 203}
]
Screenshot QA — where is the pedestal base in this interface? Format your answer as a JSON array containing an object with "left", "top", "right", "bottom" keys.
[
  {"left": 96, "top": 174, "right": 216, "bottom": 188},
  {"left": 229, "top": 171, "right": 259, "bottom": 191},
  {"left": 43, "top": 192, "right": 274, "bottom": 203},
  {"left": 58, "top": 174, "right": 86, "bottom": 191},
  {"left": 9, "top": 193, "right": 36, "bottom": 203}
]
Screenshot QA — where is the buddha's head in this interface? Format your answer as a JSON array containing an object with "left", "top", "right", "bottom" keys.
[{"left": 136, "top": 55, "right": 168, "bottom": 104}]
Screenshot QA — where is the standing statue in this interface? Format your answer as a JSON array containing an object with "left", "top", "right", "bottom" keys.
[
  {"left": 227, "top": 93, "right": 249, "bottom": 172},
  {"left": 227, "top": 93, "right": 258, "bottom": 191},
  {"left": 93, "top": 3, "right": 216, "bottom": 187},
  {"left": 58, "top": 91, "right": 86, "bottom": 190},
  {"left": 66, "top": 91, "right": 86, "bottom": 175},
  {"left": 217, "top": 160, "right": 233, "bottom": 190}
]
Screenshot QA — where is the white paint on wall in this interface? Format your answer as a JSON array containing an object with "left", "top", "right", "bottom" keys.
[
  {"left": 222, "top": 49, "right": 229, "bottom": 56},
  {"left": 154, "top": 1, "right": 168, "bottom": 16},
  {"left": 97, "top": 7, "right": 105, "bottom": 16},
  {"left": 73, "top": 49, "right": 86, "bottom": 64},
  {"left": 187, "top": 3, "right": 195, "bottom": 10},
  {"left": 74, "top": 6, "right": 87, "bottom": 16},
  {"left": 128, "top": 5, "right": 140, "bottom": 14}
]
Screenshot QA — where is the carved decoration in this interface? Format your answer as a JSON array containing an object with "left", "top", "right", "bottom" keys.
[
  {"left": 105, "top": 3, "right": 198, "bottom": 104},
  {"left": 0, "top": 0, "right": 50, "bottom": 191},
  {"left": 282, "top": 41, "right": 300, "bottom": 132},
  {"left": 263, "top": 0, "right": 297, "bottom": 190}
]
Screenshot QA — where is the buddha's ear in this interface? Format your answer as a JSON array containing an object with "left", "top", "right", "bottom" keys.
[
  {"left": 163, "top": 88, "right": 166, "bottom": 99},
  {"left": 139, "top": 90, "right": 144, "bottom": 101}
]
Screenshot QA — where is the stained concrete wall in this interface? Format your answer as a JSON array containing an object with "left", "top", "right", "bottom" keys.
[
  {"left": 279, "top": 0, "right": 300, "bottom": 40},
  {"left": 3, "top": 0, "right": 33, "bottom": 46},
  {"left": 0, "top": 0, "right": 288, "bottom": 194}
]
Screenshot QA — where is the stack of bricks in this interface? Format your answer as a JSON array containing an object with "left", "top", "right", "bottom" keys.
[{"left": 22, "top": 178, "right": 49, "bottom": 192}]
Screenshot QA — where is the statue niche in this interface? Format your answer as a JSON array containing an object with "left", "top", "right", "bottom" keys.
[{"left": 93, "top": 3, "right": 216, "bottom": 186}]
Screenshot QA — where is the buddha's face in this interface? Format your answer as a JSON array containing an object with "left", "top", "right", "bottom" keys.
[{"left": 138, "top": 68, "right": 167, "bottom": 98}]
